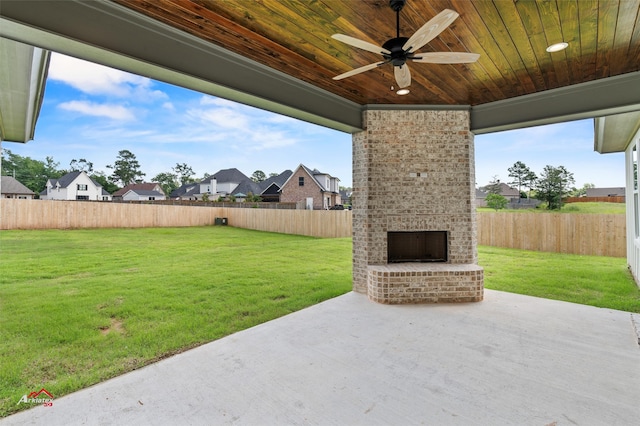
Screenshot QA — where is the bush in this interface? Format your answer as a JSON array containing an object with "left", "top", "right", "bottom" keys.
[{"left": 486, "top": 193, "right": 508, "bottom": 210}]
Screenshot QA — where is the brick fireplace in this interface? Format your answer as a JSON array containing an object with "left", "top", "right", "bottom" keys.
[{"left": 352, "top": 109, "right": 483, "bottom": 304}]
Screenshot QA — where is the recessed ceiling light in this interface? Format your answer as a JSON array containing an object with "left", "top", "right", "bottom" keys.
[
  {"left": 546, "top": 42, "right": 569, "bottom": 53},
  {"left": 397, "top": 88, "right": 410, "bottom": 95}
]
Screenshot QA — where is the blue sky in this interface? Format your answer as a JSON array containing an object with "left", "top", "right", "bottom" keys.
[{"left": 4, "top": 53, "right": 625, "bottom": 189}]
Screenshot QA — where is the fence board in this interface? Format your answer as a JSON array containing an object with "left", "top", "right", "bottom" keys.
[
  {"left": 0, "top": 199, "right": 625, "bottom": 256},
  {"left": 0, "top": 199, "right": 352, "bottom": 238},
  {"left": 476, "top": 212, "right": 626, "bottom": 257}
]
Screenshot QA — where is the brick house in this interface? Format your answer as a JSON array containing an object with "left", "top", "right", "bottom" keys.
[{"left": 280, "top": 164, "right": 341, "bottom": 210}]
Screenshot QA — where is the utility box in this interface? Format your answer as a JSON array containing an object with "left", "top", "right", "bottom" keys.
[{"left": 214, "top": 217, "right": 228, "bottom": 226}]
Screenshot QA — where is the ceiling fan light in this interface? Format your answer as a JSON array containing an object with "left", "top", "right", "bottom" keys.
[
  {"left": 396, "top": 88, "right": 410, "bottom": 95},
  {"left": 546, "top": 42, "right": 568, "bottom": 52}
]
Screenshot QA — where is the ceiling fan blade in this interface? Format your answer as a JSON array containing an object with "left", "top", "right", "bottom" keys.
[
  {"left": 333, "top": 61, "right": 385, "bottom": 80},
  {"left": 394, "top": 64, "right": 411, "bottom": 88},
  {"left": 412, "top": 52, "right": 480, "bottom": 64},
  {"left": 332, "top": 34, "right": 391, "bottom": 55},
  {"left": 402, "top": 9, "right": 459, "bottom": 53}
]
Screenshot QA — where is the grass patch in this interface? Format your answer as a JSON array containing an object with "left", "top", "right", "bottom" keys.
[
  {"left": 0, "top": 227, "right": 351, "bottom": 417},
  {"left": 479, "top": 245, "right": 640, "bottom": 312},
  {"left": 477, "top": 201, "right": 625, "bottom": 214}
]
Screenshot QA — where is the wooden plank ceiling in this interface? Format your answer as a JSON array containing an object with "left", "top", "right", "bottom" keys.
[{"left": 113, "top": 0, "right": 639, "bottom": 107}]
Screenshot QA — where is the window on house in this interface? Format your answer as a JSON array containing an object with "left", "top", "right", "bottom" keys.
[
  {"left": 77, "top": 184, "right": 88, "bottom": 191},
  {"left": 76, "top": 195, "right": 89, "bottom": 201},
  {"left": 299, "top": 177, "right": 304, "bottom": 186},
  {"left": 149, "top": 197, "right": 155, "bottom": 201}
]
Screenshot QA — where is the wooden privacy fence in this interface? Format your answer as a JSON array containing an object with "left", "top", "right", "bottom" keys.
[
  {"left": 477, "top": 212, "right": 626, "bottom": 258},
  {"left": 0, "top": 199, "right": 352, "bottom": 238},
  {"left": 0, "top": 199, "right": 626, "bottom": 256}
]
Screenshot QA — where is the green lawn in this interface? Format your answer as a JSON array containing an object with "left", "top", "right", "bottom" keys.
[
  {"left": 478, "top": 201, "right": 625, "bottom": 214},
  {"left": 0, "top": 227, "right": 352, "bottom": 417},
  {"left": 1, "top": 227, "right": 639, "bottom": 417},
  {"left": 479, "top": 245, "right": 640, "bottom": 312}
]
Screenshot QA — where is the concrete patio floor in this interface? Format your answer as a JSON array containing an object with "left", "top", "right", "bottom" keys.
[{"left": 3, "top": 289, "right": 639, "bottom": 426}]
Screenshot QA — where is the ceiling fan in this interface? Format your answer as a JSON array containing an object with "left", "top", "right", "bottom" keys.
[{"left": 331, "top": 0, "right": 479, "bottom": 90}]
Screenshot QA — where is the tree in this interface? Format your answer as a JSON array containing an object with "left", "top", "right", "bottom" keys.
[
  {"left": 484, "top": 175, "right": 502, "bottom": 195},
  {"left": 268, "top": 172, "right": 279, "bottom": 178},
  {"left": 172, "top": 163, "right": 195, "bottom": 185},
  {"left": 251, "top": 170, "right": 266, "bottom": 183},
  {"left": 153, "top": 172, "right": 179, "bottom": 196},
  {"left": 69, "top": 158, "right": 94, "bottom": 174},
  {"left": 570, "top": 183, "right": 595, "bottom": 197},
  {"left": 106, "top": 150, "right": 145, "bottom": 186},
  {"left": 91, "top": 171, "right": 119, "bottom": 194},
  {"left": 507, "top": 161, "right": 537, "bottom": 200},
  {"left": 535, "top": 165, "right": 575, "bottom": 210},
  {"left": 486, "top": 193, "right": 508, "bottom": 211},
  {"left": 245, "top": 192, "right": 262, "bottom": 202},
  {"left": 1, "top": 149, "right": 63, "bottom": 195}
]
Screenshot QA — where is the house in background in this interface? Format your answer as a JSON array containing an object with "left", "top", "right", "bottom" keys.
[
  {"left": 1, "top": 176, "right": 36, "bottom": 199},
  {"left": 170, "top": 181, "right": 200, "bottom": 200},
  {"left": 257, "top": 170, "right": 292, "bottom": 202},
  {"left": 40, "top": 171, "right": 111, "bottom": 201},
  {"left": 476, "top": 182, "right": 520, "bottom": 207},
  {"left": 172, "top": 168, "right": 293, "bottom": 202},
  {"left": 280, "top": 164, "right": 341, "bottom": 210},
  {"left": 586, "top": 187, "right": 625, "bottom": 198},
  {"left": 339, "top": 189, "right": 352, "bottom": 207},
  {"left": 112, "top": 183, "right": 165, "bottom": 201},
  {"left": 121, "top": 188, "right": 166, "bottom": 201}
]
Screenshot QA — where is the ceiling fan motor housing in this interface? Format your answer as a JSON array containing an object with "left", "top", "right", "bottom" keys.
[{"left": 382, "top": 37, "right": 411, "bottom": 66}]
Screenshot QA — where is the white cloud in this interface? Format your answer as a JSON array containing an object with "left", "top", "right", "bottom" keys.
[
  {"left": 48, "top": 53, "right": 167, "bottom": 101},
  {"left": 58, "top": 101, "right": 136, "bottom": 121}
]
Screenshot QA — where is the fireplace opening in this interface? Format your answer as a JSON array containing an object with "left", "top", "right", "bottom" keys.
[{"left": 387, "top": 231, "right": 448, "bottom": 263}]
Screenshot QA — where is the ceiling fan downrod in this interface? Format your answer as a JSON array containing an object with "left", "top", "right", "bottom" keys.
[{"left": 389, "top": 0, "right": 406, "bottom": 39}]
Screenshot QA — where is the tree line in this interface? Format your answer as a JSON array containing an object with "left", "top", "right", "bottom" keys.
[
  {"left": 484, "top": 161, "right": 594, "bottom": 210},
  {"left": 0, "top": 149, "right": 281, "bottom": 197}
]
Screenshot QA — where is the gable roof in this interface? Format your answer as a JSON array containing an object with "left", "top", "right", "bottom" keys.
[
  {"left": 170, "top": 182, "right": 200, "bottom": 198},
  {"left": 48, "top": 170, "right": 83, "bottom": 188},
  {"left": 281, "top": 164, "right": 339, "bottom": 193},
  {"left": 124, "top": 189, "right": 164, "bottom": 197},
  {"left": 202, "top": 168, "right": 251, "bottom": 184},
  {"left": 258, "top": 170, "right": 292, "bottom": 193},
  {"left": 1, "top": 176, "right": 35, "bottom": 195},
  {"left": 585, "top": 187, "right": 625, "bottom": 197},
  {"left": 45, "top": 170, "right": 105, "bottom": 190},
  {"left": 113, "top": 182, "right": 164, "bottom": 197},
  {"left": 232, "top": 179, "right": 261, "bottom": 197},
  {"left": 480, "top": 182, "right": 520, "bottom": 197}
]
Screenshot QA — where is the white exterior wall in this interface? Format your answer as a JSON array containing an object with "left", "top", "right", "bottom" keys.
[
  {"left": 44, "top": 183, "right": 65, "bottom": 200},
  {"left": 122, "top": 191, "right": 140, "bottom": 201},
  {"left": 217, "top": 182, "right": 238, "bottom": 194},
  {"left": 200, "top": 178, "right": 217, "bottom": 194},
  {"left": 625, "top": 128, "right": 640, "bottom": 287},
  {"left": 72, "top": 173, "right": 102, "bottom": 200}
]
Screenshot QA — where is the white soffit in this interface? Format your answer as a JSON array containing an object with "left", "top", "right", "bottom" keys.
[
  {"left": 594, "top": 110, "right": 640, "bottom": 154},
  {"left": 0, "top": 37, "right": 49, "bottom": 143}
]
